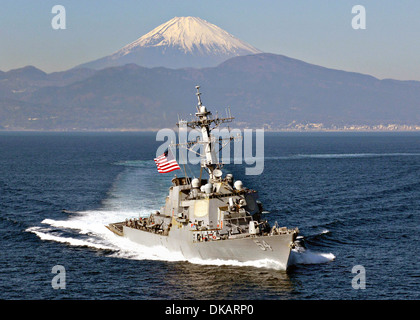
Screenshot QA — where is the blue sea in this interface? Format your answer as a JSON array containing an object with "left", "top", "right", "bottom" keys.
[{"left": 0, "top": 132, "right": 419, "bottom": 300}]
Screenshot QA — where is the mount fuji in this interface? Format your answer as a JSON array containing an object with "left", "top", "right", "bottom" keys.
[{"left": 77, "top": 16, "right": 262, "bottom": 70}]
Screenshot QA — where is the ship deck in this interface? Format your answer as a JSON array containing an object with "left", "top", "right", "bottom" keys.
[{"left": 106, "top": 222, "right": 124, "bottom": 236}]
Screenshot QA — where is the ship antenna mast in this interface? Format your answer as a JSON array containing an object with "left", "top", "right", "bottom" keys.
[
  {"left": 196, "top": 85, "right": 203, "bottom": 112},
  {"left": 173, "top": 85, "right": 237, "bottom": 182}
]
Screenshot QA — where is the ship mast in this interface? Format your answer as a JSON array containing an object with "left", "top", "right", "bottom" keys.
[{"left": 175, "top": 86, "right": 235, "bottom": 181}]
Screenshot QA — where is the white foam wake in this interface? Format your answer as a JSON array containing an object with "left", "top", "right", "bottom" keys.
[
  {"left": 188, "top": 257, "right": 286, "bottom": 270},
  {"left": 289, "top": 248, "right": 335, "bottom": 265},
  {"left": 26, "top": 161, "right": 335, "bottom": 270},
  {"left": 27, "top": 210, "right": 292, "bottom": 270},
  {"left": 26, "top": 226, "right": 115, "bottom": 251},
  {"left": 28, "top": 215, "right": 289, "bottom": 269},
  {"left": 28, "top": 212, "right": 333, "bottom": 270},
  {"left": 27, "top": 205, "right": 336, "bottom": 270}
]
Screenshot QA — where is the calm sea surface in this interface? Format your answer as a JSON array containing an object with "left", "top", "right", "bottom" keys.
[{"left": 0, "top": 132, "right": 419, "bottom": 299}]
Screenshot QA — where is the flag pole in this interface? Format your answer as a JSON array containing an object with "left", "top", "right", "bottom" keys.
[{"left": 175, "top": 145, "right": 188, "bottom": 179}]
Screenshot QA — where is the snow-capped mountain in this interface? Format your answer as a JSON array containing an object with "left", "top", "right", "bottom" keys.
[{"left": 77, "top": 16, "right": 262, "bottom": 69}]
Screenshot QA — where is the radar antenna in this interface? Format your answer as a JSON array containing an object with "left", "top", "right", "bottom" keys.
[{"left": 172, "top": 86, "right": 240, "bottom": 181}]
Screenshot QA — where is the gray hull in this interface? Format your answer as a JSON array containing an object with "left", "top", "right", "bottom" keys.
[
  {"left": 107, "top": 86, "right": 300, "bottom": 271},
  {"left": 122, "top": 226, "right": 294, "bottom": 270}
]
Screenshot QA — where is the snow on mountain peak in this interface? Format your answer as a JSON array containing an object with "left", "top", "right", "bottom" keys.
[
  {"left": 77, "top": 16, "right": 262, "bottom": 69},
  {"left": 118, "top": 16, "right": 261, "bottom": 56}
]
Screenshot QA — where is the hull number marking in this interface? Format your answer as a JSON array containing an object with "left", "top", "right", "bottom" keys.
[{"left": 254, "top": 239, "right": 273, "bottom": 251}]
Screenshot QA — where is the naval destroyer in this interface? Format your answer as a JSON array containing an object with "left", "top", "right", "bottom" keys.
[{"left": 107, "top": 86, "right": 299, "bottom": 270}]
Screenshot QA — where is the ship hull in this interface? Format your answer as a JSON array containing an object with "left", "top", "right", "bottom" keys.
[{"left": 122, "top": 225, "right": 294, "bottom": 270}]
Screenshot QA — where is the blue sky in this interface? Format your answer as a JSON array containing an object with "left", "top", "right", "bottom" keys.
[{"left": 1, "top": 0, "right": 419, "bottom": 80}]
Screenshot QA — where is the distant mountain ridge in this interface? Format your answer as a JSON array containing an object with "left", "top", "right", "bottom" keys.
[
  {"left": 76, "top": 16, "right": 261, "bottom": 70},
  {"left": 3, "top": 16, "right": 419, "bottom": 131},
  {"left": 1, "top": 53, "right": 420, "bottom": 131}
]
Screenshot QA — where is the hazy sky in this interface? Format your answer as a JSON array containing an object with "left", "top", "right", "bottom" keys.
[{"left": 1, "top": 0, "right": 419, "bottom": 80}]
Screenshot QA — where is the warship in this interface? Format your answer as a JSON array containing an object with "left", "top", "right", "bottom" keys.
[{"left": 107, "top": 86, "right": 299, "bottom": 270}]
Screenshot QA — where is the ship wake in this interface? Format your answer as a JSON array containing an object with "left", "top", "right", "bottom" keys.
[
  {"left": 289, "top": 249, "right": 335, "bottom": 266},
  {"left": 26, "top": 161, "right": 334, "bottom": 270}
]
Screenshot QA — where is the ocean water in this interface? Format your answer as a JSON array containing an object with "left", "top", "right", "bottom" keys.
[{"left": 0, "top": 132, "right": 419, "bottom": 300}]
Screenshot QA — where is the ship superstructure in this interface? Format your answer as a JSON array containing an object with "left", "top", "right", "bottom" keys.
[{"left": 107, "top": 86, "right": 299, "bottom": 269}]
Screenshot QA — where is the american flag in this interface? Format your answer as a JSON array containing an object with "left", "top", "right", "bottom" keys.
[{"left": 154, "top": 149, "right": 181, "bottom": 173}]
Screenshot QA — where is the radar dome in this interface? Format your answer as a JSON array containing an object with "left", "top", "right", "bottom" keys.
[
  {"left": 204, "top": 183, "right": 213, "bottom": 194},
  {"left": 191, "top": 178, "right": 200, "bottom": 188},
  {"left": 234, "top": 180, "right": 243, "bottom": 190}
]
